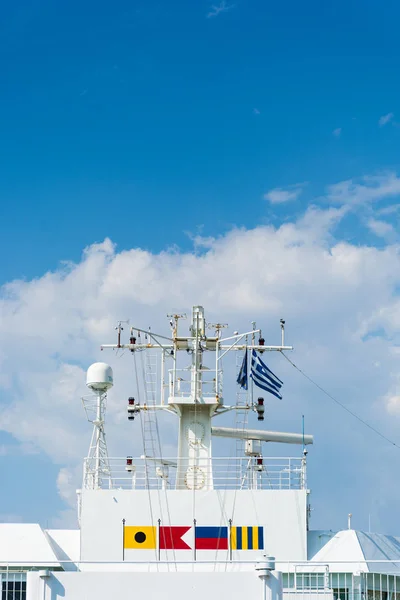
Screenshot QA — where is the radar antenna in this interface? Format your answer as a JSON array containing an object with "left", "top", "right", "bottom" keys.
[{"left": 83, "top": 362, "right": 113, "bottom": 489}]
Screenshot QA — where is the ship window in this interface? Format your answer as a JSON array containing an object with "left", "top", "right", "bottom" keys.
[
  {"left": 368, "top": 592, "right": 388, "bottom": 600},
  {"left": 296, "top": 574, "right": 325, "bottom": 589},
  {"left": 282, "top": 573, "right": 295, "bottom": 588},
  {"left": 2, "top": 580, "right": 26, "bottom": 600},
  {"left": 333, "top": 588, "right": 349, "bottom": 600}
]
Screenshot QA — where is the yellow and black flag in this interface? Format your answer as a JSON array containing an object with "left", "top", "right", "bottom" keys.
[{"left": 124, "top": 526, "right": 157, "bottom": 549}]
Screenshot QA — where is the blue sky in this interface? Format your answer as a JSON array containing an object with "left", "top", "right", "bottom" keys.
[
  {"left": 2, "top": 0, "right": 400, "bottom": 532},
  {"left": 1, "top": 0, "right": 400, "bottom": 281}
]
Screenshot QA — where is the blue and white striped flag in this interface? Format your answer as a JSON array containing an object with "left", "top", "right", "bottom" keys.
[
  {"left": 250, "top": 350, "right": 283, "bottom": 400},
  {"left": 236, "top": 349, "right": 248, "bottom": 390}
]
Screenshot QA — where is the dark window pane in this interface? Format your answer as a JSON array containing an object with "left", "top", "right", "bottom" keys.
[{"left": 2, "top": 580, "right": 27, "bottom": 600}]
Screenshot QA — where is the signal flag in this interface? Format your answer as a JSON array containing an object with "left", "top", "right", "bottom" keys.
[{"left": 159, "top": 526, "right": 191, "bottom": 550}]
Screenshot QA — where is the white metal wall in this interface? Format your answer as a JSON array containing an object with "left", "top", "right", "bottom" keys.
[
  {"left": 20, "top": 566, "right": 400, "bottom": 600},
  {"left": 26, "top": 571, "right": 266, "bottom": 600},
  {"left": 79, "top": 488, "right": 308, "bottom": 563}
]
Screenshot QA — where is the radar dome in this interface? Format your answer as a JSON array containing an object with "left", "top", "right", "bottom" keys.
[{"left": 86, "top": 362, "right": 114, "bottom": 391}]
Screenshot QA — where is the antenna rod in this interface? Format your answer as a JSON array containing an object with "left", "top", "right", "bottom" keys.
[
  {"left": 116, "top": 321, "right": 124, "bottom": 348},
  {"left": 251, "top": 321, "right": 256, "bottom": 346},
  {"left": 280, "top": 319, "right": 285, "bottom": 347}
]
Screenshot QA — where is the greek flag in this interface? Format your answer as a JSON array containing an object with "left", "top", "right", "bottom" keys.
[
  {"left": 236, "top": 349, "right": 248, "bottom": 390},
  {"left": 250, "top": 350, "right": 283, "bottom": 399}
]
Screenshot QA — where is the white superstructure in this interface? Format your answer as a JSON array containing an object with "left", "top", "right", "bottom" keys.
[{"left": 2, "top": 306, "right": 399, "bottom": 600}]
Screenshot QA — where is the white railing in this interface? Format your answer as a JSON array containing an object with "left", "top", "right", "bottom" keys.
[
  {"left": 168, "top": 368, "right": 223, "bottom": 399},
  {"left": 83, "top": 456, "right": 306, "bottom": 490},
  {"left": 283, "top": 569, "right": 400, "bottom": 600}
]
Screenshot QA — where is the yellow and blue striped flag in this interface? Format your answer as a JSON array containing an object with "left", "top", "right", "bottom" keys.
[{"left": 231, "top": 526, "right": 264, "bottom": 550}]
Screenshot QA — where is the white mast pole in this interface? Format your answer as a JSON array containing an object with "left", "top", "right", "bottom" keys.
[
  {"left": 160, "top": 350, "right": 165, "bottom": 406},
  {"left": 94, "top": 391, "right": 101, "bottom": 489},
  {"left": 173, "top": 306, "right": 216, "bottom": 490}
]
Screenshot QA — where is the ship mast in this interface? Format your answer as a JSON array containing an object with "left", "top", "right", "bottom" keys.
[
  {"left": 173, "top": 306, "right": 216, "bottom": 489},
  {"left": 101, "top": 305, "right": 311, "bottom": 492}
]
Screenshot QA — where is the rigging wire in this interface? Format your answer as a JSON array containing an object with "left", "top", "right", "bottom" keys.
[
  {"left": 132, "top": 351, "right": 158, "bottom": 565},
  {"left": 281, "top": 351, "right": 400, "bottom": 451},
  {"left": 138, "top": 339, "right": 177, "bottom": 568},
  {"left": 148, "top": 348, "right": 177, "bottom": 569}
]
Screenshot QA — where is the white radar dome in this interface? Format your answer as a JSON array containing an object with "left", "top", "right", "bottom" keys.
[{"left": 86, "top": 362, "right": 114, "bottom": 391}]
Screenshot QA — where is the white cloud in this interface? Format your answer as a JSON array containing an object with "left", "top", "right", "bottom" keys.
[
  {"left": 0, "top": 442, "right": 39, "bottom": 456},
  {"left": 378, "top": 204, "right": 400, "bottom": 216},
  {"left": 207, "top": 1, "right": 234, "bottom": 18},
  {"left": 386, "top": 395, "right": 400, "bottom": 415},
  {"left": 264, "top": 184, "right": 304, "bottom": 204},
  {"left": 367, "top": 218, "right": 395, "bottom": 239},
  {"left": 2, "top": 184, "right": 400, "bottom": 531},
  {"left": 333, "top": 127, "right": 342, "bottom": 137},
  {"left": 57, "top": 466, "right": 82, "bottom": 508},
  {"left": 326, "top": 172, "right": 400, "bottom": 206},
  {"left": 379, "top": 112, "right": 394, "bottom": 126}
]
